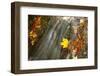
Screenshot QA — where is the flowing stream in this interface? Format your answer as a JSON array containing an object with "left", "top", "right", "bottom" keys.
[{"left": 31, "top": 17, "right": 71, "bottom": 60}]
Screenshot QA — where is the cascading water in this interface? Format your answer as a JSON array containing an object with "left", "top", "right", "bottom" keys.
[{"left": 30, "top": 17, "right": 71, "bottom": 60}]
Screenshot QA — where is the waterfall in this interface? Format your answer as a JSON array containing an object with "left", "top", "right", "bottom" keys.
[{"left": 30, "top": 17, "right": 70, "bottom": 60}]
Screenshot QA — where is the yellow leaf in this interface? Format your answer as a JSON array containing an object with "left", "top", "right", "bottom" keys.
[
  {"left": 29, "top": 31, "right": 33, "bottom": 36},
  {"left": 29, "top": 31, "right": 37, "bottom": 38},
  {"left": 60, "top": 38, "right": 69, "bottom": 48}
]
